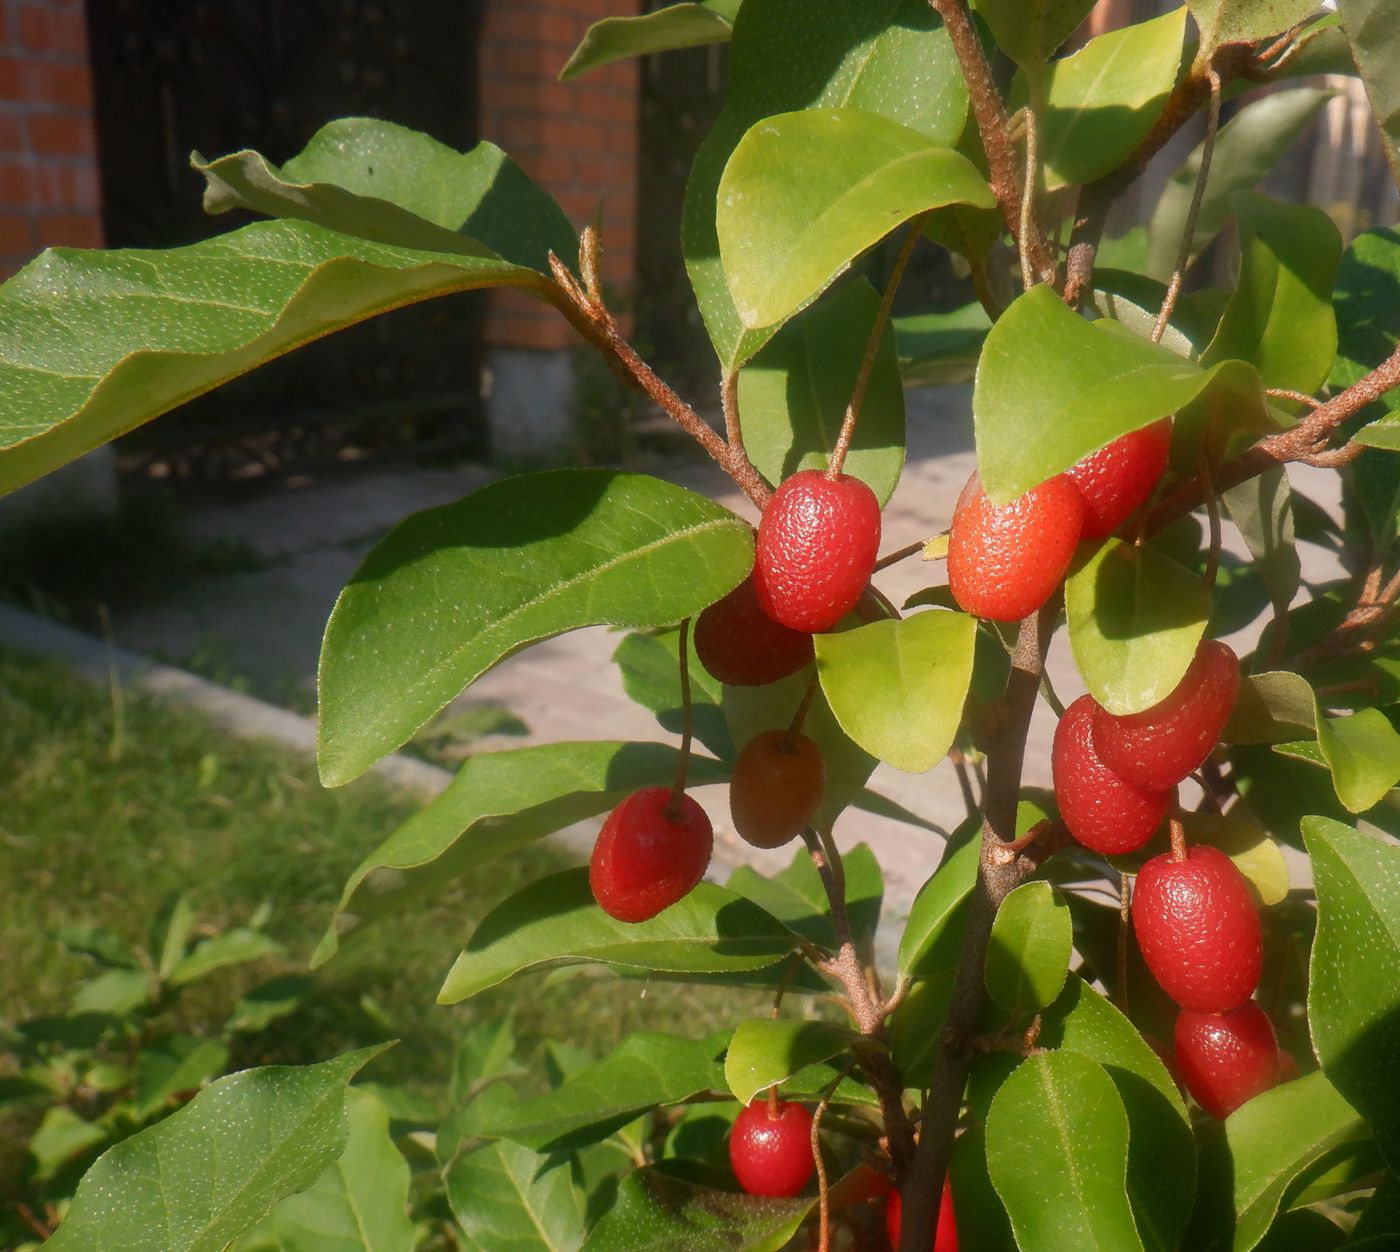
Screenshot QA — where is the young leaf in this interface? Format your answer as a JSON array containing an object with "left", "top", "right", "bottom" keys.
[
  {"left": 1223, "top": 671, "right": 1317, "bottom": 745},
  {"left": 814, "top": 610, "right": 977, "bottom": 774},
  {"left": 986, "top": 1052, "right": 1145, "bottom": 1252},
  {"left": 318, "top": 470, "right": 753, "bottom": 786},
  {"left": 717, "top": 107, "right": 993, "bottom": 333},
  {"left": 973, "top": 284, "right": 1267, "bottom": 503},
  {"left": 1332, "top": 227, "right": 1400, "bottom": 416},
  {"left": 45, "top": 1045, "right": 391, "bottom": 1252},
  {"left": 581, "top": 1166, "right": 812, "bottom": 1251},
  {"left": 1181, "top": 812, "right": 1290, "bottom": 906},
  {"left": 168, "top": 929, "right": 282, "bottom": 985},
  {"left": 438, "top": 870, "right": 798, "bottom": 1003},
  {"left": 561, "top": 1, "right": 740, "bottom": 81},
  {"left": 235, "top": 1088, "right": 415, "bottom": 1252},
  {"left": 313, "top": 741, "right": 728, "bottom": 966},
  {"left": 0, "top": 221, "right": 548, "bottom": 497},
  {"left": 737, "top": 280, "right": 906, "bottom": 505},
  {"left": 726, "top": 842, "right": 884, "bottom": 954},
  {"left": 1186, "top": 0, "right": 1320, "bottom": 55},
  {"left": 1305, "top": 817, "right": 1400, "bottom": 1170},
  {"left": 898, "top": 821, "right": 980, "bottom": 976},
  {"left": 972, "top": 0, "right": 1097, "bottom": 66},
  {"left": 1337, "top": 0, "right": 1400, "bottom": 187},
  {"left": 984, "top": 882, "right": 1072, "bottom": 1015},
  {"left": 1316, "top": 709, "right": 1400, "bottom": 813},
  {"left": 724, "top": 1019, "right": 862, "bottom": 1105},
  {"left": 1184, "top": 1071, "right": 1366, "bottom": 1252},
  {"left": 684, "top": 0, "right": 969, "bottom": 368},
  {"left": 1065, "top": 538, "right": 1212, "bottom": 717}
]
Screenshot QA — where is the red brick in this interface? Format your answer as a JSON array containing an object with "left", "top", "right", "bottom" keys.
[
  {"left": 22, "top": 60, "right": 92, "bottom": 109},
  {"left": 0, "top": 157, "right": 32, "bottom": 203},
  {"left": 17, "top": 3, "right": 88, "bottom": 57},
  {"left": 0, "top": 209, "right": 36, "bottom": 253},
  {"left": 28, "top": 110, "right": 92, "bottom": 155},
  {"left": 0, "top": 57, "right": 23, "bottom": 100},
  {"left": 36, "top": 210, "right": 102, "bottom": 249},
  {"left": 0, "top": 111, "right": 26, "bottom": 151},
  {"left": 29, "top": 162, "right": 98, "bottom": 210},
  {"left": 0, "top": 252, "right": 34, "bottom": 279}
]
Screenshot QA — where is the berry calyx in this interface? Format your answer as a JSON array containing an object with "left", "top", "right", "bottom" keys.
[
  {"left": 730, "top": 729, "right": 825, "bottom": 849},
  {"left": 728, "top": 1099, "right": 815, "bottom": 1197},
  {"left": 1133, "top": 844, "right": 1262, "bottom": 1012},
  {"left": 1093, "top": 639, "right": 1240, "bottom": 791},
  {"left": 1063, "top": 420, "right": 1173, "bottom": 538},
  {"left": 1052, "top": 695, "right": 1174, "bottom": 854},
  {"left": 884, "top": 1180, "right": 958, "bottom": 1251},
  {"left": 1174, "top": 1001, "right": 1280, "bottom": 1118},
  {"left": 754, "top": 469, "right": 881, "bottom": 633},
  {"left": 588, "top": 786, "right": 713, "bottom": 923},
  {"left": 946, "top": 472, "right": 1084, "bottom": 622},
  {"left": 694, "top": 575, "right": 814, "bottom": 687}
]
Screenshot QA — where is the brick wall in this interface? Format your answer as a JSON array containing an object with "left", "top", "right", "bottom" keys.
[
  {"left": 479, "top": 0, "right": 639, "bottom": 351},
  {"left": 0, "top": 0, "right": 100, "bottom": 277}
]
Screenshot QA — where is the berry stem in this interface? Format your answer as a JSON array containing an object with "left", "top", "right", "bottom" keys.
[
  {"left": 950, "top": 747, "right": 979, "bottom": 819},
  {"left": 783, "top": 674, "right": 820, "bottom": 748},
  {"left": 1117, "top": 872, "right": 1132, "bottom": 1012},
  {"left": 811, "top": 1063, "right": 855, "bottom": 1252},
  {"left": 874, "top": 538, "right": 931, "bottom": 571},
  {"left": 828, "top": 213, "right": 927, "bottom": 478},
  {"left": 767, "top": 1085, "right": 780, "bottom": 1118},
  {"left": 1169, "top": 815, "right": 1188, "bottom": 862},
  {"left": 666, "top": 619, "right": 694, "bottom": 818}
]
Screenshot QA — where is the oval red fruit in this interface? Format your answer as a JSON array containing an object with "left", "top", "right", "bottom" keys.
[
  {"left": 1174, "top": 1001, "right": 1280, "bottom": 1118},
  {"left": 1093, "top": 639, "right": 1240, "bottom": 790},
  {"left": 754, "top": 470, "right": 881, "bottom": 633},
  {"left": 730, "top": 729, "right": 825, "bottom": 849},
  {"left": 588, "top": 786, "right": 713, "bottom": 923},
  {"left": 1063, "top": 420, "right": 1172, "bottom": 538},
  {"left": 729, "top": 1100, "right": 815, "bottom": 1198},
  {"left": 1052, "top": 695, "right": 1174, "bottom": 855},
  {"left": 885, "top": 1179, "right": 958, "bottom": 1251},
  {"left": 694, "top": 575, "right": 814, "bottom": 686},
  {"left": 1133, "top": 845, "right": 1262, "bottom": 1012},
  {"left": 946, "top": 472, "right": 1084, "bottom": 622}
]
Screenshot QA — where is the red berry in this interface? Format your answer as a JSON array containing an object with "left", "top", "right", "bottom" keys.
[
  {"left": 694, "top": 575, "right": 814, "bottom": 687},
  {"left": 1093, "top": 640, "right": 1240, "bottom": 791},
  {"left": 730, "top": 729, "right": 825, "bottom": 849},
  {"left": 1133, "top": 845, "right": 1262, "bottom": 1012},
  {"left": 1063, "top": 420, "right": 1172, "bottom": 538},
  {"left": 588, "top": 787, "right": 712, "bottom": 923},
  {"left": 754, "top": 470, "right": 881, "bottom": 633},
  {"left": 729, "top": 1099, "right": 815, "bottom": 1197},
  {"left": 1174, "top": 1001, "right": 1280, "bottom": 1118},
  {"left": 946, "top": 472, "right": 1084, "bottom": 622},
  {"left": 1052, "top": 695, "right": 1173, "bottom": 855},
  {"left": 884, "top": 1180, "right": 958, "bottom": 1251}
]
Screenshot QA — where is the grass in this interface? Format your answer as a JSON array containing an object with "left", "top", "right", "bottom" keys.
[{"left": 0, "top": 647, "right": 769, "bottom": 1095}]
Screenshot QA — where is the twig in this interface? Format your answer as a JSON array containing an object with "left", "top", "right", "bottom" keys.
[
  {"left": 830, "top": 214, "right": 927, "bottom": 476},
  {"left": 1265, "top": 387, "right": 1323, "bottom": 409},
  {"left": 666, "top": 619, "right": 693, "bottom": 815},
  {"left": 811, "top": 1062, "right": 857, "bottom": 1252},
  {"left": 1153, "top": 68, "right": 1221, "bottom": 343},
  {"left": 1018, "top": 105, "right": 1040, "bottom": 291}
]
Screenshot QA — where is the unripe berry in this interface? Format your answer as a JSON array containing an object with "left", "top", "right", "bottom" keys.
[
  {"left": 1133, "top": 845, "right": 1262, "bottom": 1012},
  {"left": 588, "top": 787, "right": 712, "bottom": 923},
  {"left": 1063, "top": 420, "right": 1172, "bottom": 538},
  {"left": 754, "top": 470, "right": 881, "bottom": 633},
  {"left": 730, "top": 729, "right": 825, "bottom": 849},
  {"left": 728, "top": 1099, "right": 815, "bottom": 1197},
  {"left": 1093, "top": 640, "right": 1240, "bottom": 791},
  {"left": 1052, "top": 695, "right": 1173, "bottom": 855},
  {"left": 946, "top": 472, "right": 1084, "bottom": 622},
  {"left": 694, "top": 575, "right": 814, "bottom": 687},
  {"left": 1174, "top": 1002, "right": 1280, "bottom": 1118},
  {"left": 884, "top": 1180, "right": 958, "bottom": 1251}
]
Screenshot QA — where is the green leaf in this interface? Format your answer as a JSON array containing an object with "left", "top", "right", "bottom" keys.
[
  {"left": 737, "top": 279, "right": 906, "bottom": 505},
  {"left": 155, "top": 894, "right": 197, "bottom": 980},
  {"left": 814, "top": 610, "right": 976, "bottom": 774},
  {"left": 477, "top": 1032, "right": 728, "bottom": 1152},
  {"left": 986, "top": 1051, "right": 1145, "bottom": 1252},
  {"left": 717, "top": 107, "right": 993, "bottom": 333},
  {"left": 28, "top": 1106, "right": 106, "bottom": 1181},
  {"left": 0, "top": 220, "right": 547, "bottom": 497},
  {"left": 132, "top": 1036, "right": 230, "bottom": 1120},
  {"left": 724, "top": 1019, "right": 862, "bottom": 1105},
  {"left": 1337, "top": 0, "right": 1400, "bottom": 187},
  {"left": 561, "top": 2, "right": 739, "bottom": 80},
  {"left": 313, "top": 740, "right": 726, "bottom": 966},
  {"left": 894, "top": 303, "right": 991, "bottom": 387},
  {"left": 45, "top": 1045, "right": 390, "bottom": 1252},
  {"left": 1222, "top": 467, "right": 1300, "bottom": 632},
  {"left": 889, "top": 968, "right": 957, "bottom": 1087},
  {"left": 1184, "top": 1070, "right": 1366, "bottom": 1252},
  {"left": 1065, "top": 538, "right": 1212, "bottom": 716},
  {"left": 1027, "top": 9, "right": 1190, "bottom": 189},
  {"left": 972, "top": 0, "right": 1096, "bottom": 66},
  {"left": 613, "top": 629, "right": 734, "bottom": 762},
  {"left": 1181, "top": 812, "right": 1290, "bottom": 906},
  {"left": 1332, "top": 228, "right": 1400, "bottom": 418},
  {"left": 1202, "top": 194, "right": 1341, "bottom": 399},
  {"left": 55, "top": 924, "right": 138, "bottom": 970},
  {"left": 683, "top": 0, "right": 969, "bottom": 369},
  {"left": 973, "top": 284, "right": 1266, "bottom": 503},
  {"left": 985, "top": 882, "right": 1072, "bottom": 1015},
  {"left": 898, "top": 821, "right": 980, "bottom": 976},
  {"left": 1223, "top": 671, "right": 1317, "bottom": 745},
  {"left": 1316, "top": 708, "right": 1400, "bottom": 812},
  {"left": 196, "top": 119, "right": 577, "bottom": 275},
  {"left": 438, "top": 870, "right": 798, "bottom": 1004},
  {"left": 70, "top": 967, "right": 150, "bottom": 1015},
  {"left": 317, "top": 470, "right": 752, "bottom": 786},
  {"left": 581, "top": 1167, "right": 811, "bottom": 1251},
  {"left": 1187, "top": 0, "right": 1321, "bottom": 54},
  {"left": 168, "top": 928, "right": 282, "bottom": 985},
  {"left": 1305, "top": 817, "right": 1400, "bottom": 1171},
  {"left": 1146, "top": 88, "right": 1335, "bottom": 281},
  {"left": 726, "top": 842, "right": 884, "bottom": 955},
  {"left": 235, "top": 1089, "right": 415, "bottom": 1252}
]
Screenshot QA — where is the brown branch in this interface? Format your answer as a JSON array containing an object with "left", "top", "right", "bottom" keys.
[{"left": 898, "top": 603, "right": 1057, "bottom": 1252}]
